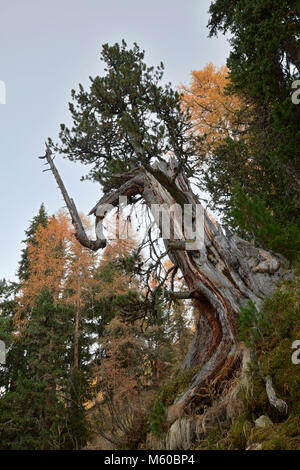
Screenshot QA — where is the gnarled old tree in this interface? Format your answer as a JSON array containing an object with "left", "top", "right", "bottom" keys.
[{"left": 43, "top": 42, "right": 291, "bottom": 419}]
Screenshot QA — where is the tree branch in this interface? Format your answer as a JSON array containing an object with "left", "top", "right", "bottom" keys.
[
  {"left": 265, "top": 376, "right": 288, "bottom": 415},
  {"left": 40, "top": 145, "right": 106, "bottom": 251},
  {"left": 166, "top": 290, "right": 197, "bottom": 300}
]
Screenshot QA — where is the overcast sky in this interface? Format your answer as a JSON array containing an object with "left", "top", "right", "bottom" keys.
[{"left": 0, "top": 0, "right": 230, "bottom": 281}]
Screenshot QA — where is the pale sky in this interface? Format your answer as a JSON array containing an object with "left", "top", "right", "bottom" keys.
[{"left": 0, "top": 0, "right": 230, "bottom": 281}]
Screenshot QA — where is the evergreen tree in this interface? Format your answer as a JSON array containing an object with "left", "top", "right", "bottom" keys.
[
  {"left": 17, "top": 203, "right": 48, "bottom": 282},
  {"left": 48, "top": 41, "right": 201, "bottom": 193},
  {"left": 1, "top": 213, "right": 94, "bottom": 449},
  {"left": 0, "top": 279, "right": 22, "bottom": 393},
  {"left": 0, "top": 288, "right": 74, "bottom": 450},
  {"left": 203, "top": 0, "right": 300, "bottom": 259}
]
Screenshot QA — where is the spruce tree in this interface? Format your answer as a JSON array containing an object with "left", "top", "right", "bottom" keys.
[
  {"left": 0, "top": 287, "right": 74, "bottom": 450},
  {"left": 204, "top": 0, "right": 300, "bottom": 259},
  {"left": 17, "top": 203, "right": 48, "bottom": 282},
  {"left": 0, "top": 279, "right": 22, "bottom": 393}
]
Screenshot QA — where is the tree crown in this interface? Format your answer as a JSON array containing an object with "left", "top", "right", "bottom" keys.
[{"left": 49, "top": 41, "right": 201, "bottom": 192}]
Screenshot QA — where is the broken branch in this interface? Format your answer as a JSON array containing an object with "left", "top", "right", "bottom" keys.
[
  {"left": 265, "top": 376, "right": 288, "bottom": 415},
  {"left": 40, "top": 145, "right": 106, "bottom": 251}
]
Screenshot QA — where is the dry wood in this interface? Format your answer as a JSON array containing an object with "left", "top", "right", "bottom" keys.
[
  {"left": 40, "top": 145, "right": 106, "bottom": 251},
  {"left": 265, "top": 376, "right": 288, "bottom": 415}
]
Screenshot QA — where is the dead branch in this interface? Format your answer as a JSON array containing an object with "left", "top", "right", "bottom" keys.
[
  {"left": 40, "top": 145, "right": 106, "bottom": 251},
  {"left": 166, "top": 290, "right": 197, "bottom": 300},
  {"left": 265, "top": 376, "right": 288, "bottom": 415}
]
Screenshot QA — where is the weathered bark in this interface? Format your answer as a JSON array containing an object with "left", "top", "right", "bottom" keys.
[
  {"left": 265, "top": 376, "right": 288, "bottom": 415},
  {"left": 45, "top": 156, "right": 290, "bottom": 416}
]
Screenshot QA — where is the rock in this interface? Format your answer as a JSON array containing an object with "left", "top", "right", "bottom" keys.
[
  {"left": 283, "top": 270, "right": 294, "bottom": 282},
  {"left": 255, "top": 415, "right": 273, "bottom": 429},
  {"left": 246, "top": 443, "right": 262, "bottom": 450},
  {"left": 166, "top": 417, "right": 200, "bottom": 450}
]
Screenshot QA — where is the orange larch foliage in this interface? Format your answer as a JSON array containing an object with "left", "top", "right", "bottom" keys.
[
  {"left": 15, "top": 210, "right": 97, "bottom": 329},
  {"left": 180, "top": 63, "right": 244, "bottom": 154},
  {"left": 16, "top": 211, "right": 70, "bottom": 321}
]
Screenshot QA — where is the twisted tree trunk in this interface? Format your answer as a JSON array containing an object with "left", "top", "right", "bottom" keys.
[
  {"left": 88, "top": 160, "right": 289, "bottom": 417},
  {"left": 44, "top": 152, "right": 290, "bottom": 419}
]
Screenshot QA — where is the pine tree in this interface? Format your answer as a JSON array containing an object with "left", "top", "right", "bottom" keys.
[{"left": 46, "top": 39, "right": 291, "bottom": 422}]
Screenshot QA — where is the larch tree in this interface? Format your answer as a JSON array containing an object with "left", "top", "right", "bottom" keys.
[
  {"left": 4, "top": 210, "right": 96, "bottom": 449},
  {"left": 17, "top": 203, "right": 48, "bottom": 283},
  {"left": 180, "top": 63, "right": 244, "bottom": 155},
  {"left": 64, "top": 215, "right": 97, "bottom": 369},
  {"left": 94, "top": 315, "right": 147, "bottom": 449},
  {"left": 62, "top": 215, "right": 97, "bottom": 449},
  {"left": 44, "top": 41, "right": 292, "bottom": 421},
  {"left": 16, "top": 211, "right": 69, "bottom": 323},
  {"left": 90, "top": 232, "right": 186, "bottom": 448},
  {"left": 87, "top": 225, "right": 148, "bottom": 448}
]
